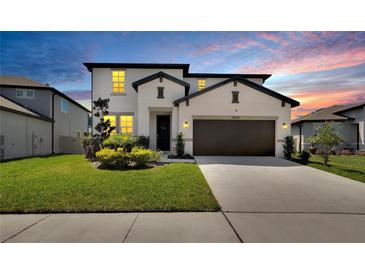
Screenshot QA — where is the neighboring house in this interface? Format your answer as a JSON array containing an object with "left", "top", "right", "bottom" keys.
[
  {"left": 85, "top": 63, "right": 299, "bottom": 157},
  {"left": 0, "top": 95, "right": 52, "bottom": 159},
  {"left": 0, "top": 76, "right": 90, "bottom": 159},
  {"left": 291, "top": 104, "right": 364, "bottom": 152},
  {"left": 334, "top": 102, "right": 365, "bottom": 151}
]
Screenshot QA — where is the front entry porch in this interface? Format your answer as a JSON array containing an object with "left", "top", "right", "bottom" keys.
[{"left": 146, "top": 107, "right": 178, "bottom": 152}]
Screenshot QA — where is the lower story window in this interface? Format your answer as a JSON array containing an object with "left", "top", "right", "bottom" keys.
[
  {"left": 120, "top": 115, "right": 133, "bottom": 134},
  {"left": 104, "top": 115, "right": 116, "bottom": 134}
]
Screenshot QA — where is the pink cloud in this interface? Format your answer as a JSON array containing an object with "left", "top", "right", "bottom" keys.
[
  {"left": 192, "top": 43, "right": 222, "bottom": 55},
  {"left": 258, "top": 32, "right": 289, "bottom": 46},
  {"left": 290, "top": 89, "right": 364, "bottom": 119},
  {"left": 239, "top": 47, "right": 365, "bottom": 75},
  {"left": 190, "top": 36, "right": 267, "bottom": 57},
  {"left": 64, "top": 90, "right": 90, "bottom": 100}
]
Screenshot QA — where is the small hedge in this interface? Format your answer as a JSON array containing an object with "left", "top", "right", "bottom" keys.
[
  {"left": 129, "top": 147, "right": 160, "bottom": 168},
  {"left": 96, "top": 147, "right": 160, "bottom": 169},
  {"left": 299, "top": 150, "right": 311, "bottom": 164}
]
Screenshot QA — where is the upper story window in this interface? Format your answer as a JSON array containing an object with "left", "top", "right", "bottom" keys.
[
  {"left": 112, "top": 70, "right": 125, "bottom": 93},
  {"left": 197, "top": 79, "right": 206, "bottom": 91},
  {"left": 16, "top": 88, "right": 34, "bottom": 99},
  {"left": 104, "top": 115, "right": 116, "bottom": 135},
  {"left": 120, "top": 115, "right": 133, "bottom": 134},
  {"left": 61, "top": 98, "right": 69, "bottom": 113}
]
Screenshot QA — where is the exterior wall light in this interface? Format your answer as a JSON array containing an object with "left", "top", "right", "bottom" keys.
[
  {"left": 183, "top": 121, "right": 189, "bottom": 128},
  {"left": 282, "top": 123, "right": 288, "bottom": 129}
]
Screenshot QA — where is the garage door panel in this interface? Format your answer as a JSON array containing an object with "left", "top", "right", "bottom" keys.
[{"left": 193, "top": 120, "right": 275, "bottom": 156}]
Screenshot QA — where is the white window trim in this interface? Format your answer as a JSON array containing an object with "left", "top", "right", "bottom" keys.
[
  {"left": 111, "top": 69, "right": 126, "bottom": 93},
  {"left": 61, "top": 98, "right": 69, "bottom": 113},
  {"left": 15, "top": 88, "right": 35, "bottom": 99},
  {"left": 120, "top": 114, "right": 134, "bottom": 134}
]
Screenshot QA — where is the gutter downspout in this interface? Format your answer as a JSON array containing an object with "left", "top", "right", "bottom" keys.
[
  {"left": 299, "top": 124, "right": 302, "bottom": 153},
  {"left": 91, "top": 69, "right": 93, "bottom": 135},
  {"left": 52, "top": 93, "right": 55, "bottom": 154}
]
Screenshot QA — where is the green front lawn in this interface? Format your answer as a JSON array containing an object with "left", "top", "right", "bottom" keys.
[
  {"left": 298, "top": 155, "right": 365, "bottom": 183},
  {"left": 0, "top": 155, "right": 220, "bottom": 213}
]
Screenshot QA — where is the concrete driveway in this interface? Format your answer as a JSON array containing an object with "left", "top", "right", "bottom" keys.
[{"left": 196, "top": 156, "right": 365, "bottom": 242}]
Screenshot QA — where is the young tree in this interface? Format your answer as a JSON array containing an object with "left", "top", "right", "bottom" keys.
[
  {"left": 93, "top": 97, "right": 115, "bottom": 141},
  {"left": 83, "top": 97, "right": 115, "bottom": 160},
  {"left": 307, "top": 122, "right": 344, "bottom": 166},
  {"left": 283, "top": 136, "right": 294, "bottom": 160},
  {"left": 175, "top": 132, "right": 185, "bottom": 157}
]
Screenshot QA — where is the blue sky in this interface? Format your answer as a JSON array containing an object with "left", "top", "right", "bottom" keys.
[{"left": 1, "top": 31, "right": 364, "bottom": 117}]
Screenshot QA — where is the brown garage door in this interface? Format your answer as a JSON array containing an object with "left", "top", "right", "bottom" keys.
[{"left": 193, "top": 120, "right": 275, "bottom": 156}]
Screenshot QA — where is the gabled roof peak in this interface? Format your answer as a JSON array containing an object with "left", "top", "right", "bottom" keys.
[
  {"left": 173, "top": 76, "right": 299, "bottom": 108},
  {"left": 131, "top": 71, "right": 190, "bottom": 93}
]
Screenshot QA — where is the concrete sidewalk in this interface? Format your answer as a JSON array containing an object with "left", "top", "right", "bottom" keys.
[
  {"left": 0, "top": 212, "right": 240, "bottom": 243},
  {"left": 2, "top": 211, "right": 365, "bottom": 243}
]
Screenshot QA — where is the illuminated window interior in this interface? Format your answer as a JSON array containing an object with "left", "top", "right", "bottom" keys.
[
  {"left": 120, "top": 115, "right": 133, "bottom": 134},
  {"left": 112, "top": 70, "right": 125, "bottom": 93},
  {"left": 104, "top": 115, "right": 116, "bottom": 134},
  {"left": 197, "top": 79, "right": 206, "bottom": 91}
]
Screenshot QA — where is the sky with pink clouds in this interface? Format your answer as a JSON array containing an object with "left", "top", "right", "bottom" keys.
[{"left": 1, "top": 31, "right": 364, "bottom": 118}]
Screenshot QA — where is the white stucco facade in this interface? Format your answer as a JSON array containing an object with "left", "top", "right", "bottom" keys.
[
  {"left": 89, "top": 64, "right": 297, "bottom": 157},
  {"left": 178, "top": 81, "right": 291, "bottom": 157}
]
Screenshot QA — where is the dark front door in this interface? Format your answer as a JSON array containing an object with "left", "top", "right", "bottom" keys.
[
  {"left": 157, "top": 115, "right": 171, "bottom": 151},
  {"left": 193, "top": 120, "right": 275, "bottom": 156}
]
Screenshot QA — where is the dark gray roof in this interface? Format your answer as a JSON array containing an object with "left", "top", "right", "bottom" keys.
[
  {"left": 333, "top": 101, "right": 365, "bottom": 115},
  {"left": 0, "top": 76, "right": 49, "bottom": 88},
  {"left": 291, "top": 105, "right": 352, "bottom": 124}
]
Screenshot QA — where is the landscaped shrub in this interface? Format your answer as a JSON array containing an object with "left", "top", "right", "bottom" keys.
[
  {"left": 95, "top": 148, "right": 129, "bottom": 169},
  {"left": 299, "top": 150, "right": 311, "bottom": 164},
  {"left": 82, "top": 135, "right": 101, "bottom": 160},
  {"left": 341, "top": 148, "right": 353, "bottom": 155},
  {"left": 103, "top": 134, "right": 138, "bottom": 152},
  {"left": 136, "top": 136, "right": 150, "bottom": 149},
  {"left": 128, "top": 147, "right": 161, "bottom": 168},
  {"left": 283, "top": 136, "right": 294, "bottom": 160},
  {"left": 175, "top": 132, "right": 185, "bottom": 157}
]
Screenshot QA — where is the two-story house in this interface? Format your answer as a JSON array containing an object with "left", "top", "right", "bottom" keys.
[
  {"left": 0, "top": 76, "right": 90, "bottom": 160},
  {"left": 84, "top": 63, "right": 299, "bottom": 157}
]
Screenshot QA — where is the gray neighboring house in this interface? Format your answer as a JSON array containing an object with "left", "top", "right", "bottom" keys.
[
  {"left": 334, "top": 102, "right": 365, "bottom": 151},
  {"left": 0, "top": 76, "right": 90, "bottom": 160},
  {"left": 291, "top": 104, "right": 365, "bottom": 152}
]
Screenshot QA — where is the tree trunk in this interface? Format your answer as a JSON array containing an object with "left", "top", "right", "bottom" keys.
[{"left": 323, "top": 154, "right": 329, "bottom": 166}]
